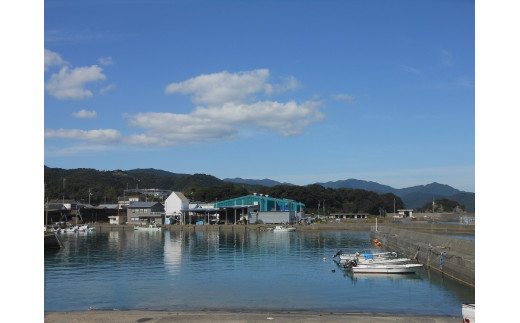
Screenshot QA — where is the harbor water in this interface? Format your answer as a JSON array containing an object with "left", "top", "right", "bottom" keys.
[{"left": 44, "top": 230, "right": 474, "bottom": 315}]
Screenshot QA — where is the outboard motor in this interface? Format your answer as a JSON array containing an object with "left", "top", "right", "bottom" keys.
[{"left": 332, "top": 250, "right": 343, "bottom": 258}]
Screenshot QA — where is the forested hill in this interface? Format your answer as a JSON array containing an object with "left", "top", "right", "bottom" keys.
[
  {"left": 315, "top": 179, "right": 474, "bottom": 212},
  {"left": 44, "top": 166, "right": 472, "bottom": 213},
  {"left": 43, "top": 167, "right": 406, "bottom": 215},
  {"left": 44, "top": 166, "right": 224, "bottom": 203}
]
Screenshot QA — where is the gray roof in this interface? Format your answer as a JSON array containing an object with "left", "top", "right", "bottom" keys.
[
  {"left": 97, "top": 204, "right": 119, "bottom": 209},
  {"left": 128, "top": 202, "right": 163, "bottom": 208}
]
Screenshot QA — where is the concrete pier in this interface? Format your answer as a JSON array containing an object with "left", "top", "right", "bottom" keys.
[
  {"left": 371, "top": 225, "right": 475, "bottom": 287},
  {"left": 44, "top": 310, "right": 461, "bottom": 322}
]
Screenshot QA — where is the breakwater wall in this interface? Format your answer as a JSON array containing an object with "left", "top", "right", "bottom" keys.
[{"left": 371, "top": 226, "right": 475, "bottom": 287}]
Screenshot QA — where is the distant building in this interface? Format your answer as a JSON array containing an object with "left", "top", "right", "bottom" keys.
[
  {"left": 397, "top": 209, "right": 415, "bottom": 218},
  {"left": 127, "top": 202, "right": 165, "bottom": 225},
  {"left": 118, "top": 196, "right": 140, "bottom": 209}
]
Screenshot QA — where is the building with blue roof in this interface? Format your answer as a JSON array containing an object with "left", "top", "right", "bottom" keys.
[{"left": 212, "top": 194, "right": 305, "bottom": 224}]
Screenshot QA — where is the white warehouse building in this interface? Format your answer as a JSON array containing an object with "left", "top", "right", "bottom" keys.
[{"left": 165, "top": 192, "right": 190, "bottom": 222}]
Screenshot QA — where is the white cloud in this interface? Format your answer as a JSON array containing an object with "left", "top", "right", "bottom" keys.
[
  {"left": 44, "top": 49, "right": 67, "bottom": 71},
  {"left": 44, "top": 128, "right": 121, "bottom": 143},
  {"left": 45, "top": 65, "right": 106, "bottom": 100},
  {"left": 125, "top": 99, "right": 323, "bottom": 146},
  {"left": 98, "top": 56, "right": 114, "bottom": 66},
  {"left": 333, "top": 93, "right": 354, "bottom": 102},
  {"left": 72, "top": 109, "right": 97, "bottom": 119},
  {"left": 165, "top": 69, "right": 271, "bottom": 105},
  {"left": 123, "top": 70, "right": 324, "bottom": 146}
]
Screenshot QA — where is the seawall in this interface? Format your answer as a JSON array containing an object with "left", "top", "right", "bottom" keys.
[
  {"left": 93, "top": 222, "right": 377, "bottom": 232},
  {"left": 371, "top": 225, "right": 475, "bottom": 287}
]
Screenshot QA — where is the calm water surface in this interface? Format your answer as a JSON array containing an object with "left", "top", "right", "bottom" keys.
[{"left": 44, "top": 230, "right": 474, "bottom": 315}]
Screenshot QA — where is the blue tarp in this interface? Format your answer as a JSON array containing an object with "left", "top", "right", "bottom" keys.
[
  {"left": 364, "top": 254, "right": 373, "bottom": 259},
  {"left": 196, "top": 221, "right": 204, "bottom": 225}
]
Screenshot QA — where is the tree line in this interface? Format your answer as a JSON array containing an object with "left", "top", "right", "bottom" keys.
[{"left": 44, "top": 166, "right": 404, "bottom": 215}]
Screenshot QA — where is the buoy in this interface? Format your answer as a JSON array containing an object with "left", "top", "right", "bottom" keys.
[
  {"left": 323, "top": 257, "right": 327, "bottom": 261},
  {"left": 332, "top": 268, "right": 335, "bottom": 273}
]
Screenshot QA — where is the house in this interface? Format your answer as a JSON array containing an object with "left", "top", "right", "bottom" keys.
[
  {"left": 98, "top": 204, "right": 126, "bottom": 224},
  {"left": 127, "top": 202, "right": 165, "bottom": 225},
  {"left": 164, "top": 192, "right": 190, "bottom": 223},
  {"left": 397, "top": 209, "right": 415, "bottom": 218}
]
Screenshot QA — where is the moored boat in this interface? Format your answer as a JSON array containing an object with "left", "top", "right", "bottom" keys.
[
  {"left": 134, "top": 224, "right": 166, "bottom": 231},
  {"left": 272, "top": 225, "right": 296, "bottom": 232},
  {"left": 62, "top": 226, "right": 78, "bottom": 233},
  {"left": 332, "top": 250, "right": 398, "bottom": 262},
  {"left": 350, "top": 263, "right": 423, "bottom": 274},
  {"left": 77, "top": 224, "right": 95, "bottom": 232}
]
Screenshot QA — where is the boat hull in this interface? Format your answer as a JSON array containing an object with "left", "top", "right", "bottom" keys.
[
  {"left": 351, "top": 264, "right": 423, "bottom": 274},
  {"left": 462, "top": 303, "right": 475, "bottom": 323}
]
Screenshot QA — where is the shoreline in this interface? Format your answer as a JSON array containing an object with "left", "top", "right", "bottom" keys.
[{"left": 44, "top": 310, "right": 461, "bottom": 322}]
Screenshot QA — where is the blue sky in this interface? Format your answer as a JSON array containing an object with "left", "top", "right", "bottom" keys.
[{"left": 43, "top": 0, "right": 475, "bottom": 192}]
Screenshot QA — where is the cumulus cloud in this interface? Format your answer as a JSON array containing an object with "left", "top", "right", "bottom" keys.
[
  {"left": 72, "top": 109, "right": 97, "bottom": 119},
  {"left": 44, "top": 128, "right": 121, "bottom": 143},
  {"left": 45, "top": 65, "right": 106, "bottom": 100},
  {"left": 165, "top": 69, "right": 271, "bottom": 105},
  {"left": 44, "top": 49, "right": 67, "bottom": 71},
  {"left": 122, "top": 69, "right": 325, "bottom": 146},
  {"left": 125, "top": 100, "right": 323, "bottom": 146}
]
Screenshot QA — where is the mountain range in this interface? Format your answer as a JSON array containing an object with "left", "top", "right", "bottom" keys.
[
  {"left": 223, "top": 177, "right": 475, "bottom": 212},
  {"left": 44, "top": 167, "right": 474, "bottom": 212}
]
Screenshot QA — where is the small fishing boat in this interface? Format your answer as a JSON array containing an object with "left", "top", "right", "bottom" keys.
[
  {"left": 134, "top": 224, "right": 166, "bottom": 231},
  {"left": 350, "top": 263, "right": 423, "bottom": 274},
  {"left": 77, "top": 224, "right": 95, "bottom": 232},
  {"left": 332, "top": 250, "right": 398, "bottom": 262},
  {"left": 272, "top": 225, "right": 296, "bottom": 232},
  {"left": 355, "top": 257, "right": 412, "bottom": 265},
  {"left": 62, "top": 226, "right": 78, "bottom": 233}
]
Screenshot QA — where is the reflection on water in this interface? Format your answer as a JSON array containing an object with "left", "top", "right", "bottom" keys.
[{"left": 44, "top": 230, "right": 474, "bottom": 315}]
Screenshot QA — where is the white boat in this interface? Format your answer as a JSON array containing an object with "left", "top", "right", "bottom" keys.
[
  {"left": 272, "top": 225, "right": 296, "bottom": 232},
  {"left": 462, "top": 303, "right": 475, "bottom": 323},
  {"left": 351, "top": 263, "right": 423, "bottom": 274},
  {"left": 62, "top": 226, "right": 79, "bottom": 233},
  {"left": 134, "top": 224, "right": 166, "bottom": 231},
  {"left": 77, "top": 224, "right": 95, "bottom": 232},
  {"left": 333, "top": 250, "right": 398, "bottom": 262},
  {"left": 356, "top": 257, "right": 412, "bottom": 265}
]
